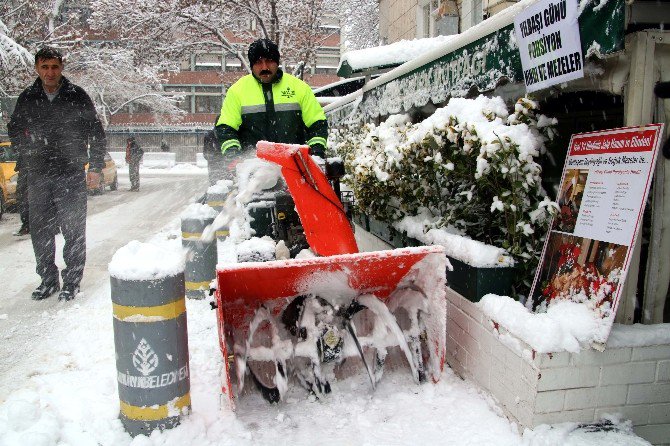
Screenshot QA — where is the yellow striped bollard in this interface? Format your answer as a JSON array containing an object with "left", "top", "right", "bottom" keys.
[
  {"left": 181, "top": 203, "right": 218, "bottom": 299},
  {"left": 109, "top": 240, "right": 191, "bottom": 437},
  {"left": 206, "top": 179, "right": 232, "bottom": 213}
]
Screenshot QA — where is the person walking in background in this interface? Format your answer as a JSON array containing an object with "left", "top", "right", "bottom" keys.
[
  {"left": 125, "top": 136, "right": 143, "bottom": 191},
  {"left": 7, "top": 46, "right": 106, "bottom": 301},
  {"left": 215, "top": 38, "right": 328, "bottom": 162},
  {"left": 12, "top": 151, "right": 29, "bottom": 236},
  {"left": 160, "top": 140, "right": 170, "bottom": 152}
]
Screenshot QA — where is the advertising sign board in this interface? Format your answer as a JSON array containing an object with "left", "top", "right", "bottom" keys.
[{"left": 529, "top": 124, "right": 664, "bottom": 343}]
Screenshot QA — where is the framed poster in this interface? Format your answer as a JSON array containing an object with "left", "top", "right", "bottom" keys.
[{"left": 529, "top": 124, "right": 665, "bottom": 343}]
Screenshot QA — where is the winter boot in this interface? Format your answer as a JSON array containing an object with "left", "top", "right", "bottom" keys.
[
  {"left": 13, "top": 224, "right": 30, "bottom": 236},
  {"left": 58, "top": 284, "right": 80, "bottom": 302},
  {"left": 31, "top": 280, "right": 60, "bottom": 300}
]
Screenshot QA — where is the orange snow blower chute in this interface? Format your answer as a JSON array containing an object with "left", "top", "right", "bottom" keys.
[
  {"left": 215, "top": 142, "right": 447, "bottom": 410},
  {"left": 256, "top": 141, "right": 358, "bottom": 256}
]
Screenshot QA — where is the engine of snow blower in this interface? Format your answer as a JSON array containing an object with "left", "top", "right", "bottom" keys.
[
  {"left": 215, "top": 142, "right": 446, "bottom": 410},
  {"left": 245, "top": 156, "right": 354, "bottom": 258}
]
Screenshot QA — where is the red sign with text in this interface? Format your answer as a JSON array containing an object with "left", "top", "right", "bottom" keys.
[{"left": 530, "top": 124, "right": 664, "bottom": 345}]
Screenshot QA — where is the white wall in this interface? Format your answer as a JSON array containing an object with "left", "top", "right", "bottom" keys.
[{"left": 445, "top": 287, "right": 670, "bottom": 445}]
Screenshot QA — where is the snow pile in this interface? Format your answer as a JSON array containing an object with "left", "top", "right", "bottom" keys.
[
  {"left": 606, "top": 322, "right": 670, "bottom": 348},
  {"left": 522, "top": 416, "right": 650, "bottom": 445},
  {"left": 0, "top": 389, "right": 61, "bottom": 445},
  {"left": 479, "top": 294, "right": 610, "bottom": 352},
  {"left": 207, "top": 179, "right": 233, "bottom": 195},
  {"left": 339, "top": 35, "right": 457, "bottom": 73},
  {"left": 235, "top": 156, "right": 281, "bottom": 203},
  {"left": 200, "top": 157, "right": 281, "bottom": 243},
  {"left": 395, "top": 213, "right": 513, "bottom": 267},
  {"left": 235, "top": 236, "right": 277, "bottom": 262},
  {"left": 108, "top": 239, "right": 185, "bottom": 280},
  {"left": 180, "top": 203, "right": 218, "bottom": 221}
]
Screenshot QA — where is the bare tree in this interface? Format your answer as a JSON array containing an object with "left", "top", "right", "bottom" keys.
[
  {"left": 67, "top": 46, "right": 185, "bottom": 126},
  {"left": 1, "top": 0, "right": 183, "bottom": 122},
  {"left": 89, "top": 0, "right": 337, "bottom": 77},
  {"left": 339, "top": 0, "right": 380, "bottom": 51}
]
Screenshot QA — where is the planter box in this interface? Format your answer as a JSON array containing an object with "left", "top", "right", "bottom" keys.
[
  {"left": 406, "top": 234, "right": 514, "bottom": 302},
  {"left": 367, "top": 216, "right": 405, "bottom": 248},
  {"left": 352, "top": 212, "right": 369, "bottom": 231},
  {"left": 445, "top": 288, "right": 670, "bottom": 445},
  {"left": 446, "top": 256, "right": 515, "bottom": 302},
  {"left": 365, "top": 215, "right": 514, "bottom": 301}
]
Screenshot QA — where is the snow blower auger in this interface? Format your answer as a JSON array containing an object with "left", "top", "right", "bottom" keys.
[{"left": 215, "top": 142, "right": 447, "bottom": 410}]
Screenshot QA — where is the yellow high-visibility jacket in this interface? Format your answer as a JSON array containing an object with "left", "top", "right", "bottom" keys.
[{"left": 216, "top": 70, "right": 327, "bottom": 156}]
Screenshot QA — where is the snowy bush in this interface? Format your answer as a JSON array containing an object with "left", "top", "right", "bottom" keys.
[{"left": 330, "top": 96, "right": 559, "bottom": 295}]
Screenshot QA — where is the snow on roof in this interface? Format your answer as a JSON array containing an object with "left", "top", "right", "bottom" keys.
[{"left": 338, "top": 35, "right": 458, "bottom": 76}]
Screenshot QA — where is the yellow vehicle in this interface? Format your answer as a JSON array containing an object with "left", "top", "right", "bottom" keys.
[
  {"left": 0, "top": 141, "right": 18, "bottom": 220},
  {"left": 86, "top": 152, "right": 118, "bottom": 195}
]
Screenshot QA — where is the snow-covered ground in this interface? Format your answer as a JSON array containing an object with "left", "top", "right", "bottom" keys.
[{"left": 0, "top": 167, "right": 649, "bottom": 445}]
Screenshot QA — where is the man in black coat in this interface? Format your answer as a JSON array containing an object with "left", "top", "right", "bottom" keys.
[
  {"left": 125, "top": 136, "right": 143, "bottom": 191},
  {"left": 7, "top": 46, "right": 106, "bottom": 301}
]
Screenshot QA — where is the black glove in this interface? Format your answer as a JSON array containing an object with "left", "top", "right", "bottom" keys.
[{"left": 308, "top": 144, "right": 326, "bottom": 158}]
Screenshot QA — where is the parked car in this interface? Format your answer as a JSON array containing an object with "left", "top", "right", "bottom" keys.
[
  {"left": 0, "top": 141, "right": 17, "bottom": 220},
  {"left": 86, "top": 152, "right": 118, "bottom": 195}
]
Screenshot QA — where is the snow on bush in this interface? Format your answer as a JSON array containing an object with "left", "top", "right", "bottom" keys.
[{"left": 331, "top": 96, "right": 559, "bottom": 293}]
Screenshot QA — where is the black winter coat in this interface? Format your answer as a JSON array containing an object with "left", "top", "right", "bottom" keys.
[{"left": 8, "top": 76, "right": 106, "bottom": 175}]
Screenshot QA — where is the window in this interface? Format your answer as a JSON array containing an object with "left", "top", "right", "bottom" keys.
[
  {"left": 195, "top": 86, "right": 223, "bottom": 93},
  {"left": 195, "top": 96, "right": 222, "bottom": 113},
  {"left": 315, "top": 66, "right": 337, "bottom": 74},
  {"left": 164, "top": 86, "right": 192, "bottom": 93},
  {"left": 225, "top": 54, "right": 243, "bottom": 72},
  {"left": 316, "top": 54, "right": 340, "bottom": 67},
  {"left": 461, "top": 0, "right": 484, "bottom": 30},
  {"left": 195, "top": 53, "right": 223, "bottom": 71},
  {"left": 175, "top": 97, "right": 193, "bottom": 113},
  {"left": 417, "top": 0, "right": 439, "bottom": 38}
]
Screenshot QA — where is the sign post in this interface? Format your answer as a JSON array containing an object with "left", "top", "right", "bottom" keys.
[
  {"left": 529, "top": 124, "right": 664, "bottom": 344},
  {"left": 514, "top": 0, "right": 584, "bottom": 93}
]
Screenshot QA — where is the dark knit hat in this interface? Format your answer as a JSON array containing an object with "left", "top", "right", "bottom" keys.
[{"left": 248, "top": 39, "right": 280, "bottom": 67}]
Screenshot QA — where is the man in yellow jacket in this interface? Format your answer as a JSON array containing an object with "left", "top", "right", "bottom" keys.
[{"left": 216, "top": 39, "right": 328, "bottom": 164}]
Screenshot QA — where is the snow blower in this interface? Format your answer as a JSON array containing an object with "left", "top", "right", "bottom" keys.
[{"left": 215, "top": 142, "right": 447, "bottom": 409}]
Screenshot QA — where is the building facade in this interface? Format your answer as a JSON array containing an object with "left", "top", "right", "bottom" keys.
[{"left": 378, "top": 0, "right": 518, "bottom": 43}]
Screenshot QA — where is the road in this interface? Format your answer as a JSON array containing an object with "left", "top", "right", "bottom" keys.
[{"left": 0, "top": 172, "right": 209, "bottom": 400}]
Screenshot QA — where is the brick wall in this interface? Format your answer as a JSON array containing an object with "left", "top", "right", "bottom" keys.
[{"left": 445, "top": 287, "right": 670, "bottom": 445}]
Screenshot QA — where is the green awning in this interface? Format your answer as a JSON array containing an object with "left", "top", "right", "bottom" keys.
[{"left": 328, "top": 0, "right": 625, "bottom": 123}]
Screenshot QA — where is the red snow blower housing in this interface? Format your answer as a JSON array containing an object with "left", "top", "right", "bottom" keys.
[{"left": 215, "top": 142, "right": 447, "bottom": 409}]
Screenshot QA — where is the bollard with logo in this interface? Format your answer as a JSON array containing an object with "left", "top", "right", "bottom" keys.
[
  {"left": 109, "top": 241, "right": 191, "bottom": 437},
  {"left": 181, "top": 203, "right": 218, "bottom": 299}
]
